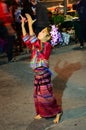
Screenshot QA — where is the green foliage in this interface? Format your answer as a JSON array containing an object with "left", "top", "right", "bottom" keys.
[{"left": 52, "top": 14, "right": 64, "bottom": 25}]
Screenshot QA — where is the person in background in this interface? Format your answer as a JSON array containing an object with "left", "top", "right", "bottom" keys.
[
  {"left": 21, "top": 13, "right": 62, "bottom": 123},
  {"left": 48, "top": 11, "right": 54, "bottom": 25},
  {"left": 22, "top": 0, "right": 34, "bottom": 33},
  {"left": 0, "top": 21, "right": 8, "bottom": 53},
  {"left": 10, "top": 0, "right": 25, "bottom": 54},
  {"left": 74, "top": 0, "right": 86, "bottom": 48},
  {"left": 29, "top": 0, "right": 50, "bottom": 35},
  {"left": 22, "top": 0, "right": 33, "bottom": 18},
  {"left": 0, "top": 0, "right": 16, "bottom": 62}
]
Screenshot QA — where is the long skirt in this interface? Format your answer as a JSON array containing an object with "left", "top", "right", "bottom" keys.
[{"left": 34, "top": 68, "right": 61, "bottom": 118}]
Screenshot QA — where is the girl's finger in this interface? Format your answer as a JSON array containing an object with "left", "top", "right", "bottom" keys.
[{"left": 32, "top": 19, "right": 36, "bottom": 24}]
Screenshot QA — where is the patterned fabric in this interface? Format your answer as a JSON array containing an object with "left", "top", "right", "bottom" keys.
[
  {"left": 34, "top": 68, "right": 61, "bottom": 117},
  {"left": 22, "top": 35, "right": 52, "bottom": 69},
  {"left": 22, "top": 34, "right": 37, "bottom": 43},
  {"left": 30, "top": 51, "right": 48, "bottom": 69},
  {"left": 22, "top": 34, "right": 30, "bottom": 42}
]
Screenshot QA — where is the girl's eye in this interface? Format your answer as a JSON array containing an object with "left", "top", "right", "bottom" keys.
[{"left": 46, "top": 34, "right": 49, "bottom": 37}]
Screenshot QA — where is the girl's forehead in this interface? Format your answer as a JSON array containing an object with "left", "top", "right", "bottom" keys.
[{"left": 42, "top": 27, "right": 48, "bottom": 32}]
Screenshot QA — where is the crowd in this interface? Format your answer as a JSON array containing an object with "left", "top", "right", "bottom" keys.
[{"left": 0, "top": 0, "right": 50, "bottom": 62}]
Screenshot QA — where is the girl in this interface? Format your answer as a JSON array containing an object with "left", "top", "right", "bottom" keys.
[{"left": 21, "top": 13, "right": 62, "bottom": 123}]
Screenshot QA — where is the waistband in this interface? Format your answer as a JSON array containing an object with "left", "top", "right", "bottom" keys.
[{"left": 34, "top": 67, "right": 53, "bottom": 76}]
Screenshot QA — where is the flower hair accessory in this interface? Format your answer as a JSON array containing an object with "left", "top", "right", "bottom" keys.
[{"left": 50, "top": 25, "right": 61, "bottom": 46}]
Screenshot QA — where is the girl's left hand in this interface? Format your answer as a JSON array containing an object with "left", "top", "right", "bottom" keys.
[{"left": 20, "top": 15, "right": 26, "bottom": 26}]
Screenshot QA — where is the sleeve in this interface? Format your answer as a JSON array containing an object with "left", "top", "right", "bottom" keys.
[
  {"left": 22, "top": 34, "right": 42, "bottom": 50},
  {"left": 22, "top": 34, "right": 38, "bottom": 50}
]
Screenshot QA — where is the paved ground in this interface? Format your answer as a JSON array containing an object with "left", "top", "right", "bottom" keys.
[{"left": 0, "top": 43, "right": 86, "bottom": 130}]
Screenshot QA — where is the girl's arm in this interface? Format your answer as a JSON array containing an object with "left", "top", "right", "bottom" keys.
[
  {"left": 21, "top": 15, "right": 27, "bottom": 36},
  {"left": 21, "top": 14, "right": 38, "bottom": 49},
  {"left": 25, "top": 14, "right": 36, "bottom": 36}
]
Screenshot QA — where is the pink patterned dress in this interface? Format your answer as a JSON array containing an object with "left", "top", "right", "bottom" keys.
[{"left": 23, "top": 34, "right": 61, "bottom": 117}]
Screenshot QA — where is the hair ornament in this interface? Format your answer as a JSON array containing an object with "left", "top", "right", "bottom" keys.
[{"left": 50, "top": 25, "right": 61, "bottom": 46}]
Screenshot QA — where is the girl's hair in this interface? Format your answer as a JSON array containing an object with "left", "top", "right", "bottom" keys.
[{"left": 47, "top": 26, "right": 52, "bottom": 34}]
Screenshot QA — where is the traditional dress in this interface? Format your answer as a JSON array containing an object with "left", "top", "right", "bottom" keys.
[{"left": 23, "top": 34, "right": 61, "bottom": 117}]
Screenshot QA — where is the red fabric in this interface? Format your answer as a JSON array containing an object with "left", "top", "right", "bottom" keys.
[
  {"left": 43, "top": 42, "right": 52, "bottom": 60},
  {"left": 34, "top": 69, "right": 61, "bottom": 117},
  {"left": 23, "top": 36, "right": 52, "bottom": 61},
  {"left": 0, "top": 2, "right": 12, "bottom": 24}
]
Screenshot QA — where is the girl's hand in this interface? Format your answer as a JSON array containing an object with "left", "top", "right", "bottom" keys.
[
  {"left": 20, "top": 15, "right": 25, "bottom": 26},
  {"left": 20, "top": 15, "right": 27, "bottom": 36},
  {"left": 25, "top": 13, "right": 36, "bottom": 25}
]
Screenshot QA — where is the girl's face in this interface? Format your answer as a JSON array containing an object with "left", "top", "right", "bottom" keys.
[{"left": 38, "top": 27, "right": 51, "bottom": 42}]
